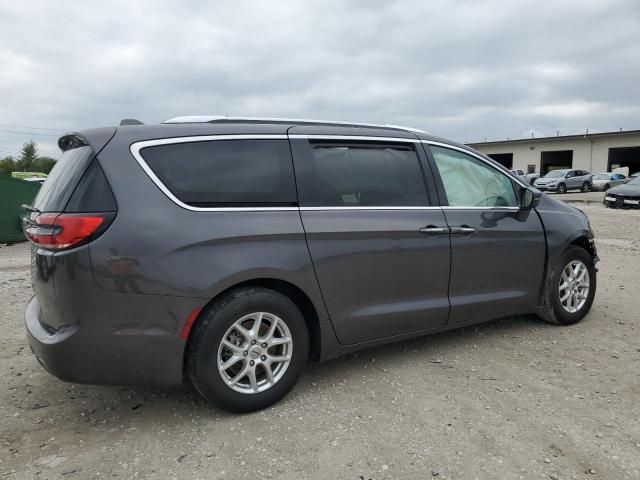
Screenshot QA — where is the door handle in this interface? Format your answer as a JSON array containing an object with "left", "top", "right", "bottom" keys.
[
  {"left": 419, "top": 226, "right": 450, "bottom": 235},
  {"left": 449, "top": 226, "right": 477, "bottom": 235}
]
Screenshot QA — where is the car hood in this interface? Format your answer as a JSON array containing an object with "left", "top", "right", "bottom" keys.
[{"left": 607, "top": 184, "right": 640, "bottom": 195}]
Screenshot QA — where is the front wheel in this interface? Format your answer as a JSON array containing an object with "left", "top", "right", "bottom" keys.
[
  {"left": 581, "top": 182, "right": 591, "bottom": 192},
  {"left": 539, "top": 246, "right": 596, "bottom": 325},
  {"left": 557, "top": 183, "right": 567, "bottom": 194},
  {"left": 186, "top": 287, "right": 309, "bottom": 413}
]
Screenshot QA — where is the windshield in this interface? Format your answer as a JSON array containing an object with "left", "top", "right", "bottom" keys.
[
  {"left": 594, "top": 174, "right": 611, "bottom": 180},
  {"left": 544, "top": 170, "right": 567, "bottom": 178}
]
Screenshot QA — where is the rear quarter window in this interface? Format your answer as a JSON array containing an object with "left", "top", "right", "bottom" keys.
[
  {"left": 139, "top": 139, "right": 297, "bottom": 207},
  {"left": 33, "top": 146, "right": 93, "bottom": 212}
]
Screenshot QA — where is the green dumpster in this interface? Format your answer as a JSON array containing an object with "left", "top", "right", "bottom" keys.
[{"left": 0, "top": 176, "right": 41, "bottom": 243}]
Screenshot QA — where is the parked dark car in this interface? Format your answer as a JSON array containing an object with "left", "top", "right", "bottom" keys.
[
  {"left": 604, "top": 175, "right": 640, "bottom": 208},
  {"left": 23, "top": 117, "right": 598, "bottom": 412},
  {"left": 534, "top": 169, "right": 592, "bottom": 193}
]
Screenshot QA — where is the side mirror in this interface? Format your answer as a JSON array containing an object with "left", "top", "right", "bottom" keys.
[{"left": 520, "top": 187, "right": 541, "bottom": 210}]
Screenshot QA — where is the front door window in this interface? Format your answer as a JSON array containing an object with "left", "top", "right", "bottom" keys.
[{"left": 429, "top": 146, "right": 517, "bottom": 207}]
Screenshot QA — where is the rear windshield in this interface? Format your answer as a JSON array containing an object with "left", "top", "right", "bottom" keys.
[
  {"left": 140, "top": 139, "right": 297, "bottom": 207},
  {"left": 33, "top": 146, "right": 93, "bottom": 212}
]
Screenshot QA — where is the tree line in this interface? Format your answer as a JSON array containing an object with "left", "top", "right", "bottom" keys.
[{"left": 0, "top": 141, "right": 57, "bottom": 177}]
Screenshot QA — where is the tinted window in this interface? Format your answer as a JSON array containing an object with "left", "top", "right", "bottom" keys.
[
  {"left": 304, "top": 142, "right": 429, "bottom": 207},
  {"left": 141, "top": 139, "right": 296, "bottom": 207},
  {"left": 430, "top": 146, "right": 517, "bottom": 207},
  {"left": 33, "top": 146, "right": 93, "bottom": 212},
  {"left": 65, "top": 160, "right": 117, "bottom": 212}
]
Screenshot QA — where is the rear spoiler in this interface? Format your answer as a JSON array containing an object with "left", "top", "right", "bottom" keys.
[
  {"left": 57, "top": 128, "right": 117, "bottom": 153},
  {"left": 58, "top": 134, "right": 88, "bottom": 152}
]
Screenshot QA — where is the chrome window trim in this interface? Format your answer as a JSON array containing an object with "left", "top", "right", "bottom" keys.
[
  {"left": 130, "top": 134, "right": 297, "bottom": 212},
  {"left": 441, "top": 206, "right": 520, "bottom": 211},
  {"left": 300, "top": 206, "right": 518, "bottom": 211},
  {"left": 130, "top": 134, "right": 527, "bottom": 213},
  {"left": 300, "top": 206, "right": 441, "bottom": 211},
  {"left": 421, "top": 140, "right": 530, "bottom": 189}
]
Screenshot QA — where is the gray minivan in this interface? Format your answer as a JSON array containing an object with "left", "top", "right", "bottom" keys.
[{"left": 24, "top": 117, "right": 598, "bottom": 412}]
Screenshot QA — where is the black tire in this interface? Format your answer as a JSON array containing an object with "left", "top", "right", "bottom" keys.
[
  {"left": 581, "top": 182, "right": 590, "bottom": 192},
  {"left": 186, "top": 287, "right": 309, "bottom": 413},
  {"left": 539, "top": 246, "right": 596, "bottom": 325},
  {"left": 557, "top": 183, "right": 567, "bottom": 194},
  {"left": 603, "top": 184, "right": 610, "bottom": 191}
]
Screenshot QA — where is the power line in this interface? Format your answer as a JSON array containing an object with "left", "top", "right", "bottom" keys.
[
  {"left": 0, "top": 129, "right": 59, "bottom": 137},
  {"left": 0, "top": 123, "right": 69, "bottom": 132}
]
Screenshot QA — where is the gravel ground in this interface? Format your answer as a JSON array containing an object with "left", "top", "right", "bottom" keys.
[{"left": 1, "top": 202, "right": 639, "bottom": 480}]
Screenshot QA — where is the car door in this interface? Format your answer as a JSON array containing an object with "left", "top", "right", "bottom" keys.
[
  {"left": 564, "top": 170, "right": 577, "bottom": 189},
  {"left": 613, "top": 174, "right": 626, "bottom": 187},
  {"left": 424, "top": 143, "right": 546, "bottom": 324},
  {"left": 577, "top": 170, "right": 586, "bottom": 188},
  {"left": 289, "top": 130, "right": 451, "bottom": 345}
]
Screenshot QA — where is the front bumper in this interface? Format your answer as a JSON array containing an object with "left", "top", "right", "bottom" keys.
[
  {"left": 604, "top": 194, "right": 640, "bottom": 208},
  {"left": 534, "top": 183, "right": 558, "bottom": 191}
]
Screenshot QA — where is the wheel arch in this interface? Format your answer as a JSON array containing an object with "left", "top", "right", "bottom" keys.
[
  {"left": 569, "top": 235, "right": 598, "bottom": 262},
  {"left": 184, "top": 278, "right": 323, "bottom": 366}
]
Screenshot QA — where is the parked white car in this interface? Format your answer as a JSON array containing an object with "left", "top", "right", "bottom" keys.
[{"left": 591, "top": 173, "right": 628, "bottom": 191}]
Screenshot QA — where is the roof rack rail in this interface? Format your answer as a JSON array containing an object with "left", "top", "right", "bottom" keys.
[
  {"left": 120, "top": 118, "right": 144, "bottom": 126},
  {"left": 161, "top": 116, "right": 426, "bottom": 134}
]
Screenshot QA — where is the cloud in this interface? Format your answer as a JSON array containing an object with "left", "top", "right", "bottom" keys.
[{"left": 0, "top": 0, "right": 639, "bottom": 157}]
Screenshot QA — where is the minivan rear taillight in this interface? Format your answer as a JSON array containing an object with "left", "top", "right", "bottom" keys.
[{"left": 24, "top": 213, "right": 114, "bottom": 251}]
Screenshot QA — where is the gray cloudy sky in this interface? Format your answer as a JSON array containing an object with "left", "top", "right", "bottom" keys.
[{"left": 1, "top": 0, "right": 639, "bottom": 158}]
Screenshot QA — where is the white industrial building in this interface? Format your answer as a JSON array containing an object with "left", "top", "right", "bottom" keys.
[{"left": 468, "top": 129, "right": 640, "bottom": 176}]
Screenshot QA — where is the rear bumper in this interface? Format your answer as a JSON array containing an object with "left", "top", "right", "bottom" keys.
[{"left": 25, "top": 295, "right": 190, "bottom": 387}]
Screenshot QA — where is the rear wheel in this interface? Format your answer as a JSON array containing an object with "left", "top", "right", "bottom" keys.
[
  {"left": 557, "top": 183, "right": 567, "bottom": 194},
  {"left": 187, "top": 287, "right": 309, "bottom": 413},
  {"left": 539, "top": 246, "right": 596, "bottom": 325},
  {"left": 603, "top": 183, "right": 610, "bottom": 191}
]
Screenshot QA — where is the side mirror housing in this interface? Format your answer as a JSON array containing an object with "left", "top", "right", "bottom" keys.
[{"left": 520, "top": 187, "right": 541, "bottom": 210}]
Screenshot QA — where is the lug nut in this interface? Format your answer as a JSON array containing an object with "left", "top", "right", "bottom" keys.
[
  {"left": 251, "top": 340, "right": 256, "bottom": 345},
  {"left": 243, "top": 351, "right": 248, "bottom": 356},
  {"left": 250, "top": 360, "right": 255, "bottom": 366},
  {"left": 262, "top": 343, "right": 267, "bottom": 348},
  {"left": 261, "top": 355, "right": 266, "bottom": 361}
]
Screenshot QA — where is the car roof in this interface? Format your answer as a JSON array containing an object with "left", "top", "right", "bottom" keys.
[
  {"left": 69, "top": 116, "right": 496, "bottom": 166},
  {"left": 73, "top": 116, "right": 477, "bottom": 151}
]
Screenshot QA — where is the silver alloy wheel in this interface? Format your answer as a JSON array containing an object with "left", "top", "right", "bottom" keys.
[
  {"left": 559, "top": 260, "right": 590, "bottom": 313},
  {"left": 217, "top": 312, "right": 293, "bottom": 394}
]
